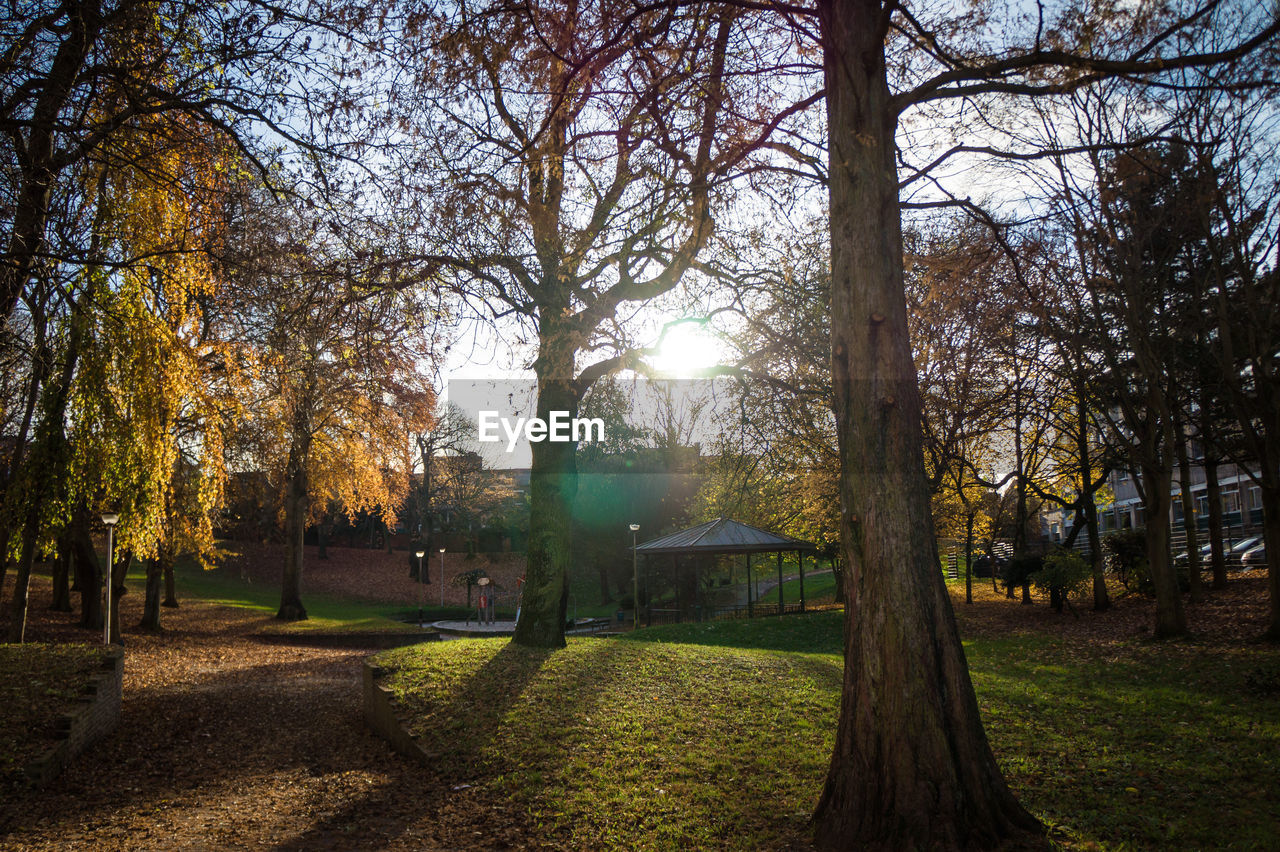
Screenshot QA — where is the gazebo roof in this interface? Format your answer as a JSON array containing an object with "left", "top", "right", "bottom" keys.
[{"left": 635, "top": 517, "right": 816, "bottom": 555}]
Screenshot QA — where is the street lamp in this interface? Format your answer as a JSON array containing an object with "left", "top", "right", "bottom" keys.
[
  {"left": 439, "top": 547, "right": 446, "bottom": 608},
  {"left": 415, "top": 549, "right": 426, "bottom": 626},
  {"left": 101, "top": 512, "right": 119, "bottom": 645},
  {"left": 629, "top": 523, "right": 640, "bottom": 631}
]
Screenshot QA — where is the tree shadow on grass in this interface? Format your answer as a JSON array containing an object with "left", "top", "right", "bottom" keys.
[
  {"left": 391, "top": 640, "right": 558, "bottom": 783},
  {"left": 269, "top": 641, "right": 559, "bottom": 851}
]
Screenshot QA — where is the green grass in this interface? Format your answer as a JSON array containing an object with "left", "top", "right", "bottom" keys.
[
  {"left": 150, "top": 561, "right": 425, "bottom": 633},
  {"left": 375, "top": 636, "right": 839, "bottom": 849},
  {"left": 620, "top": 608, "right": 845, "bottom": 655},
  {"left": 374, "top": 611, "right": 1280, "bottom": 850},
  {"left": 765, "top": 569, "right": 838, "bottom": 605}
]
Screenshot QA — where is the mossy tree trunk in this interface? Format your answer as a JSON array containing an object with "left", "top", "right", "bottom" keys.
[{"left": 513, "top": 326, "right": 578, "bottom": 649}]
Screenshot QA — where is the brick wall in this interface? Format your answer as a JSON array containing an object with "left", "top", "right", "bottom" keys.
[
  {"left": 362, "top": 660, "right": 430, "bottom": 764},
  {"left": 25, "top": 646, "right": 124, "bottom": 786}
]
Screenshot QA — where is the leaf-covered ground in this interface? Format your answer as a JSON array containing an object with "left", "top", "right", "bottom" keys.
[
  {"left": 0, "top": 643, "right": 113, "bottom": 791},
  {"left": 0, "top": 574, "right": 539, "bottom": 850}
]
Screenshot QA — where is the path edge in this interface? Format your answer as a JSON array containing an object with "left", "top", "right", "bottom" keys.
[{"left": 362, "top": 659, "right": 430, "bottom": 763}]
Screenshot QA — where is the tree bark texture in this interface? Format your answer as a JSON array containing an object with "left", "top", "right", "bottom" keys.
[
  {"left": 70, "top": 515, "right": 103, "bottom": 629},
  {"left": 277, "top": 430, "right": 311, "bottom": 621},
  {"left": 49, "top": 534, "right": 73, "bottom": 612},
  {"left": 812, "top": 1, "right": 1043, "bottom": 846},
  {"left": 1141, "top": 462, "right": 1186, "bottom": 638},
  {"left": 1203, "top": 456, "right": 1227, "bottom": 589},
  {"left": 107, "top": 548, "right": 130, "bottom": 644},
  {"left": 163, "top": 561, "right": 179, "bottom": 607},
  {"left": 140, "top": 556, "right": 166, "bottom": 631},
  {"left": 513, "top": 335, "right": 578, "bottom": 649},
  {"left": 1174, "top": 423, "right": 1203, "bottom": 603},
  {"left": 1261, "top": 484, "right": 1280, "bottom": 642}
]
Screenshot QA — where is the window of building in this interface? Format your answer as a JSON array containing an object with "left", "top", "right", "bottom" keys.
[{"left": 1222, "top": 489, "right": 1241, "bottom": 515}]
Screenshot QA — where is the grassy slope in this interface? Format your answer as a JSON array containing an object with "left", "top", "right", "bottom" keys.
[
  {"left": 377, "top": 636, "right": 839, "bottom": 849},
  {"left": 376, "top": 610, "right": 1280, "bottom": 850}
]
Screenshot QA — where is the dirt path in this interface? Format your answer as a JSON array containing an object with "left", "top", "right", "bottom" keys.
[{"left": 0, "top": 589, "right": 530, "bottom": 851}]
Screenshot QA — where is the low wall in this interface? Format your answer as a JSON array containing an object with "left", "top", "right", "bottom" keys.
[
  {"left": 362, "top": 660, "right": 430, "bottom": 763},
  {"left": 25, "top": 646, "right": 124, "bottom": 786}
]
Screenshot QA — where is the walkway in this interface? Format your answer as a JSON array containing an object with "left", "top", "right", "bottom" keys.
[{"left": 0, "top": 596, "right": 533, "bottom": 850}]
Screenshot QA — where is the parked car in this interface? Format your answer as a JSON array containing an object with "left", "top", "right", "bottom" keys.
[
  {"left": 1173, "top": 543, "right": 1214, "bottom": 567},
  {"left": 970, "top": 555, "right": 1008, "bottom": 578},
  {"left": 1241, "top": 542, "right": 1267, "bottom": 570},
  {"left": 1226, "top": 536, "right": 1264, "bottom": 566}
]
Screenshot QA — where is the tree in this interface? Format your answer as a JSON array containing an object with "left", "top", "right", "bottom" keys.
[
  {"left": 384, "top": 0, "right": 812, "bottom": 647},
  {"left": 219, "top": 192, "right": 436, "bottom": 621},
  {"left": 0, "top": 0, "right": 327, "bottom": 325},
  {"left": 809, "top": 0, "right": 1276, "bottom": 845},
  {"left": 1173, "top": 82, "right": 1280, "bottom": 639}
]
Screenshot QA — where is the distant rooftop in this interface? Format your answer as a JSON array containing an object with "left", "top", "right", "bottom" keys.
[{"left": 635, "top": 517, "right": 816, "bottom": 554}]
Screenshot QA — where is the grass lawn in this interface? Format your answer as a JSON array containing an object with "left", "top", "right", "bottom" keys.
[
  {"left": 373, "top": 608, "right": 1280, "bottom": 850},
  {"left": 766, "top": 570, "right": 838, "bottom": 606},
  {"left": 0, "top": 644, "right": 113, "bottom": 791},
  {"left": 155, "top": 560, "right": 426, "bottom": 633}
]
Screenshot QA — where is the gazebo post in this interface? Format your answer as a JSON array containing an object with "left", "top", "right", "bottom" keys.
[
  {"left": 646, "top": 556, "right": 652, "bottom": 628},
  {"left": 746, "top": 553, "right": 753, "bottom": 618},
  {"left": 777, "top": 550, "right": 784, "bottom": 615},
  {"left": 672, "top": 554, "right": 679, "bottom": 623},
  {"left": 799, "top": 550, "right": 806, "bottom": 613}
]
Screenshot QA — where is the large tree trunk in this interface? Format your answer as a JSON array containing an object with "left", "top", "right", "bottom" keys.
[
  {"left": 163, "top": 561, "right": 179, "bottom": 608},
  {"left": 812, "top": 2, "right": 1043, "bottom": 846},
  {"left": 963, "top": 511, "right": 974, "bottom": 605},
  {"left": 7, "top": 502, "right": 44, "bottom": 642},
  {"left": 0, "top": 340, "right": 45, "bottom": 593},
  {"left": 1074, "top": 389, "right": 1109, "bottom": 611},
  {"left": 107, "top": 547, "right": 130, "bottom": 644},
  {"left": 1084, "top": 496, "right": 1107, "bottom": 610},
  {"left": 512, "top": 343, "right": 577, "bottom": 649},
  {"left": 71, "top": 515, "right": 103, "bottom": 630},
  {"left": 1142, "top": 462, "right": 1186, "bottom": 638},
  {"left": 1261, "top": 483, "right": 1280, "bottom": 642},
  {"left": 1203, "top": 456, "right": 1227, "bottom": 589},
  {"left": 139, "top": 556, "right": 165, "bottom": 631},
  {"left": 1175, "top": 419, "right": 1203, "bottom": 603},
  {"left": 277, "top": 433, "right": 311, "bottom": 621},
  {"left": 0, "top": 0, "right": 102, "bottom": 321},
  {"left": 49, "top": 533, "right": 73, "bottom": 612}
]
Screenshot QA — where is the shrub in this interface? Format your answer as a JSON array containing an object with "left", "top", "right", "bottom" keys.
[
  {"left": 1032, "top": 549, "right": 1093, "bottom": 613},
  {"left": 1103, "top": 528, "right": 1148, "bottom": 591}
]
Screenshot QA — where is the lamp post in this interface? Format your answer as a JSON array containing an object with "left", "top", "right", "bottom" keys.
[
  {"left": 629, "top": 523, "right": 640, "bottom": 631},
  {"left": 415, "top": 549, "right": 426, "bottom": 626},
  {"left": 101, "top": 512, "right": 119, "bottom": 645},
  {"left": 439, "top": 547, "right": 446, "bottom": 607}
]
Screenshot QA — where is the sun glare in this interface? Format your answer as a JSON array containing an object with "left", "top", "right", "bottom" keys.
[{"left": 650, "top": 322, "right": 724, "bottom": 377}]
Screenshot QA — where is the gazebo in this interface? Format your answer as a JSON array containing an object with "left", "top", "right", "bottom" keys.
[{"left": 633, "top": 517, "right": 817, "bottom": 624}]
